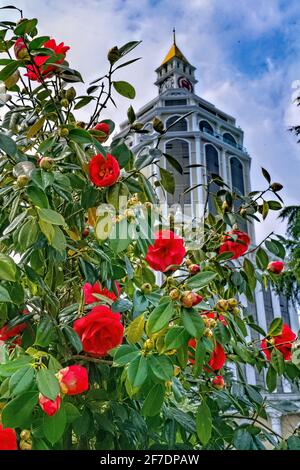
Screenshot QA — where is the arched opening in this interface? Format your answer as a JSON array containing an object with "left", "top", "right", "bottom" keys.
[
  {"left": 230, "top": 157, "right": 244, "bottom": 195},
  {"left": 165, "top": 139, "right": 191, "bottom": 207},
  {"left": 223, "top": 132, "right": 237, "bottom": 147},
  {"left": 166, "top": 115, "right": 188, "bottom": 132},
  {"left": 199, "top": 120, "right": 214, "bottom": 135},
  {"left": 205, "top": 144, "right": 219, "bottom": 213}
]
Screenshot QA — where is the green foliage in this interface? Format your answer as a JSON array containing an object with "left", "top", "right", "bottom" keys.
[{"left": 0, "top": 8, "right": 298, "bottom": 452}]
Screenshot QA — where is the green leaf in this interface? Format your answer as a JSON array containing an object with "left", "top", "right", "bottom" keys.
[
  {"left": 113, "top": 80, "right": 136, "bottom": 99},
  {"left": 27, "top": 116, "right": 46, "bottom": 138},
  {"left": 111, "top": 143, "right": 131, "bottom": 168},
  {"left": 214, "top": 321, "right": 231, "bottom": 345},
  {"left": 29, "top": 36, "right": 50, "bottom": 50},
  {"left": 261, "top": 167, "right": 271, "bottom": 184},
  {"left": 160, "top": 167, "right": 175, "bottom": 195},
  {"left": 142, "top": 384, "right": 165, "bottom": 417},
  {"left": 182, "top": 308, "right": 205, "bottom": 338},
  {"left": 0, "top": 286, "right": 11, "bottom": 303},
  {"left": 271, "top": 348, "right": 285, "bottom": 375},
  {"left": 0, "top": 357, "right": 33, "bottom": 378},
  {"left": 186, "top": 271, "right": 217, "bottom": 289},
  {"left": 287, "top": 436, "right": 300, "bottom": 450},
  {"left": 163, "top": 153, "right": 183, "bottom": 174},
  {"left": 135, "top": 151, "right": 156, "bottom": 170},
  {"left": 148, "top": 355, "right": 173, "bottom": 382},
  {"left": 69, "top": 128, "right": 94, "bottom": 144},
  {"left": 113, "top": 345, "right": 139, "bottom": 366},
  {"left": 126, "top": 314, "right": 145, "bottom": 344},
  {"left": 196, "top": 400, "right": 212, "bottom": 445},
  {"left": 119, "top": 41, "right": 142, "bottom": 57},
  {"left": 109, "top": 219, "right": 131, "bottom": 253},
  {"left": 14, "top": 18, "right": 38, "bottom": 35},
  {"left": 64, "top": 402, "right": 81, "bottom": 424},
  {"left": 147, "top": 299, "right": 174, "bottom": 335},
  {"left": 36, "top": 369, "right": 60, "bottom": 401},
  {"left": 266, "top": 365, "right": 277, "bottom": 392},
  {"left": 38, "top": 208, "right": 65, "bottom": 225},
  {"left": 51, "top": 225, "right": 66, "bottom": 253},
  {"left": 74, "top": 96, "right": 94, "bottom": 110},
  {"left": 267, "top": 200, "right": 282, "bottom": 210},
  {"left": 193, "top": 339, "right": 206, "bottom": 376},
  {"left": 9, "top": 365, "right": 35, "bottom": 396},
  {"left": 255, "top": 247, "right": 269, "bottom": 270},
  {"left": 106, "top": 182, "right": 129, "bottom": 210},
  {"left": 42, "top": 406, "right": 67, "bottom": 445},
  {"left": 18, "top": 218, "right": 39, "bottom": 250},
  {"left": 234, "top": 428, "right": 253, "bottom": 450},
  {"left": 0, "top": 61, "right": 20, "bottom": 83},
  {"left": 164, "top": 326, "right": 190, "bottom": 351},
  {"left": 0, "top": 131, "right": 17, "bottom": 158},
  {"left": 35, "top": 315, "right": 54, "bottom": 347},
  {"left": 268, "top": 317, "right": 283, "bottom": 336},
  {"left": 3, "top": 211, "right": 27, "bottom": 236},
  {"left": 127, "top": 355, "right": 148, "bottom": 389},
  {"left": 1, "top": 391, "right": 38, "bottom": 428},
  {"left": 127, "top": 105, "right": 136, "bottom": 124},
  {"left": 27, "top": 185, "right": 49, "bottom": 208},
  {"left": 62, "top": 325, "right": 82, "bottom": 353},
  {"left": 0, "top": 253, "right": 17, "bottom": 282}
]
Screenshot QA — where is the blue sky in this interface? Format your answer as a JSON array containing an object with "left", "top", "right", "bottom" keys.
[{"left": 1, "top": 0, "right": 300, "bottom": 239}]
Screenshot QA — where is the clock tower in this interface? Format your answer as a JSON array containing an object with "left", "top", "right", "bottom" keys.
[{"left": 154, "top": 29, "right": 197, "bottom": 94}]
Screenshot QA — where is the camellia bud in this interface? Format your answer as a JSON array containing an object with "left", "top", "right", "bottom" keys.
[
  {"left": 169, "top": 288, "right": 181, "bottom": 301},
  {"left": 227, "top": 298, "right": 238, "bottom": 309},
  {"left": 82, "top": 228, "right": 90, "bottom": 238},
  {"left": 232, "top": 307, "right": 240, "bottom": 316},
  {"left": 107, "top": 46, "right": 121, "bottom": 64},
  {"left": 14, "top": 38, "right": 30, "bottom": 60},
  {"left": 75, "top": 121, "right": 86, "bottom": 129},
  {"left": 16, "top": 174, "right": 29, "bottom": 187},
  {"left": 20, "top": 430, "right": 31, "bottom": 442},
  {"left": 92, "top": 122, "right": 110, "bottom": 143},
  {"left": 60, "top": 98, "right": 69, "bottom": 109},
  {"left": 152, "top": 117, "right": 164, "bottom": 134},
  {"left": 143, "top": 338, "right": 154, "bottom": 351},
  {"left": 141, "top": 282, "right": 152, "bottom": 294},
  {"left": 188, "top": 264, "right": 201, "bottom": 274},
  {"left": 56, "top": 365, "right": 89, "bottom": 396},
  {"left": 270, "top": 182, "right": 283, "bottom": 192},
  {"left": 39, "top": 157, "right": 54, "bottom": 170},
  {"left": 267, "top": 261, "right": 284, "bottom": 274},
  {"left": 204, "top": 328, "right": 214, "bottom": 338},
  {"left": 59, "top": 127, "right": 69, "bottom": 137},
  {"left": 65, "top": 87, "right": 76, "bottom": 101},
  {"left": 131, "top": 122, "right": 144, "bottom": 131},
  {"left": 222, "top": 200, "right": 230, "bottom": 212},
  {"left": 215, "top": 299, "right": 229, "bottom": 312},
  {"left": 39, "top": 393, "right": 61, "bottom": 417},
  {"left": 181, "top": 291, "right": 203, "bottom": 308},
  {"left": 206, "top": 318, "right": 217, "bottom": 329},
  {"left": 212, "top": 375, "right": 225, "bottom": 390},
  {"left": 239, "top": 207, "right": 247, "bottom": 216},
  {"left": 185, "top": 259, "right": 192, "bottom": 267},
  {"left": 19, "top": 440, "right": 32, "bottom": 451}
]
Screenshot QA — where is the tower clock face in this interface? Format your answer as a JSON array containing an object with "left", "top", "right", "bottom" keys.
[{"left": 178, "top": 76, "right": 193, "bottom": 92}]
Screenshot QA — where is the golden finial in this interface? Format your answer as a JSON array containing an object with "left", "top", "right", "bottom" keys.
[{"left": 173, "top": 27, "right": 176, "bottom": 45}]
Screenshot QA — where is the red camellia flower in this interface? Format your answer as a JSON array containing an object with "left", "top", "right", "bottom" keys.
[
  {"left": 267, "top": 261, "right": 284, "bottom": 274},
  {"left": 89, "top": 153, "right": 120, "bottom": 187},
  {"left": 145, "top": 229, "right": 186, "bottom": 272},
  {"left": 83, "top": 281, "right": 120, "bottom": 305},
  {"left": 0, "top": 424, "right": 17, "bottom": 450},
  {"left": 57, "top": 365, "right": 89, "bottom": 396},
  {"left": 218, "top": 230, "right": 250, "bottom": 259},
  {"left": 73, "top": 306, "right": 124, "bottom": 357},
  {"left": 39, "top": 394, "right": 61, "bottom": 416},
  {"left": 92, "top": 122, "right": 110, "bottom": 143},
  {"left": 212, "top": 375, "right": 225, "bottom": 390},
  {"left": 25, "top": 39, "right": 70, "bottom": 81},
  {"left": 188, "top": 339, "right": 226, "bottom": 371},
  {"left": 0, "top": 322, "right": 27, "bottom": 344},
  {"left": 208, "top": 343, "right": 227, "bottom": 370},
  {"left": 261, "top": 323, "right": 296, "bottom": 361}
]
